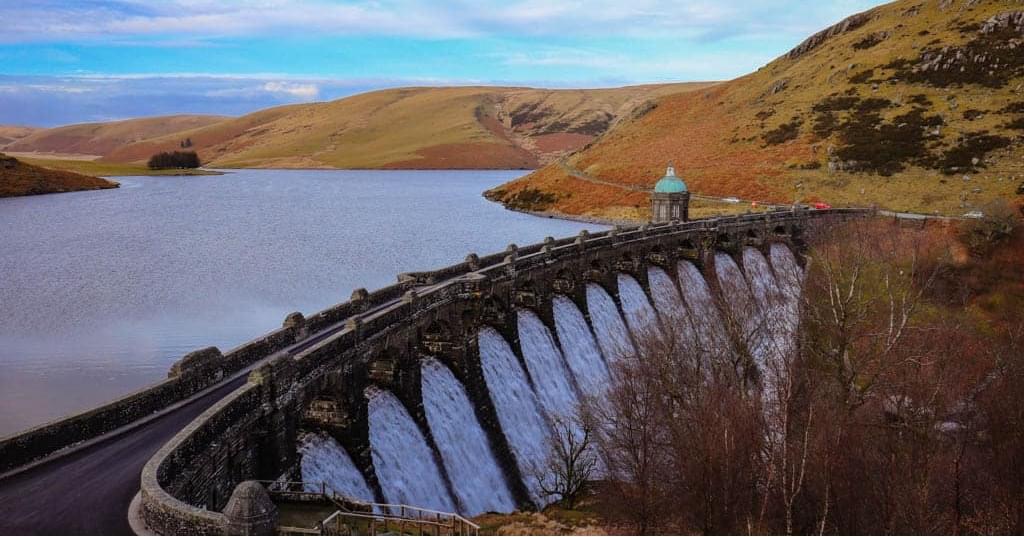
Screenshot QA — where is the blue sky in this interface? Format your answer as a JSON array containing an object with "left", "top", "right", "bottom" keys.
[{"left": 0, "top": 0, "right": 883, "bottom": 127}]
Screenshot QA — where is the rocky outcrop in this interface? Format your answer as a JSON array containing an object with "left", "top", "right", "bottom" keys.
[
  {"left": 981, "top": 11, "right": 1024, "bottom": 34},
  {"left": 786, "top": 11, "right": 872, "bottom": 59}
]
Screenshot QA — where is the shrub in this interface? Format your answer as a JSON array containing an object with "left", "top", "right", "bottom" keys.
[{"left": 148, "top": 151, "right": 201, "bottom": 169}]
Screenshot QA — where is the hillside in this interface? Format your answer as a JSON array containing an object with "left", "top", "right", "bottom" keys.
[
  {"left": 0, "top": 154, "right": 118, "bottom": 197},
  {"left": 489, "top": 0, "right": 1024, "bottom": 220},
  {"left": 0, "top": 126, "right": 40, "bottom": 148},
  {"left": 101, "top": 84, "right": 712, "bottom": 169},
  {"left": 4, "top": 115, "right": 227, "bottom": 159}
]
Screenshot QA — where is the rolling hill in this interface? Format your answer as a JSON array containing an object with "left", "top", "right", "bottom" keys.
[
  {"left": 4, "top": 115, "right": 227, "bottom": 159},
  {"left": 0, "top": 154, "right": 118, "bottom": 197},
  {"left": 0, "top": 126, "right": 40, "bottom": 148},
  {"left": 488, "top": 0, "right": 1024, "bottom": 220},
  {"left": 97, "top": 85, "right": 713, "bottom": 169}
]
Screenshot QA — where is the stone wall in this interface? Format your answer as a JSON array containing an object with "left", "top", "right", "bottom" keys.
[
  {"left": 139, "top": 208, "right": 873, "bottom": 535},
  {"left": 0, "top": 325, "right": 301, "bottom": 475}
]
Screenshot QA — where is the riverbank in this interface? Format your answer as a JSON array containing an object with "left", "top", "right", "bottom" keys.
[
  {"left": 0, "top": 154, "right": 119, "bottom": 198},
  {"left": 10, "top": 155, "right": 223, "bottom": 177}
]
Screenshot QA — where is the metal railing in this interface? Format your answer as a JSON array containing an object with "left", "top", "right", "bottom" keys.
[{"left": 261, "top": 480, "right": 479, "bottom": 536}]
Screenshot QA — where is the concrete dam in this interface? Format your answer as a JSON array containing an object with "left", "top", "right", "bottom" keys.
[
  {"left": 0, "top": 208, "right": 870, "bottom": 535},
  {"left": 299, "top": 243, "right": 803, "bottom": 515}
]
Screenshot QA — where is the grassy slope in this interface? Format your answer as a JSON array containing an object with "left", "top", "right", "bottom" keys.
[
  {"left": 0, "top": 126, "right": 40, "bottom": 148},
  {"left": 491, "top": 0, "right": 1024, "bottom": 219},
  {"left": 16, "top": 157, "right": 220, "bottom": 177},
  {"left": 0, "top": 154, "right": 118, "bottom": 197},
  {"left": 5, "top": 115, "right": 227, "bottom": 158},
  {"left": 102, "top": 84, "right": 713, "bottom": 169}
]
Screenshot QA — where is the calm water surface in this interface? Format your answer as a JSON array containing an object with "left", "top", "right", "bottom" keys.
[{"left": 0, "top": 169, "right": 601, "bottom": 436}]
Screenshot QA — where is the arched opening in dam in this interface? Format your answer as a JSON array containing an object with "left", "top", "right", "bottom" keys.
[{"left": 297, "top": 243, "right": 803, "bottom": 516}]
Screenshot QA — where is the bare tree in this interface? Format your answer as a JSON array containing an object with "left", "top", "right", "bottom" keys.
[{"left": 534, "top": 412, "right": 598, "bottom": 510}]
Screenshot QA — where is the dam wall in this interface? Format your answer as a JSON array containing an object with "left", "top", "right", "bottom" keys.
[{"left": 132, "top": 208, "right": 870, "bottom": 534}]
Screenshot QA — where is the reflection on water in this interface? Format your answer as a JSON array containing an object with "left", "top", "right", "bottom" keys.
[{"left": 0, "top": 169, "right": 600, "bottom": 435}]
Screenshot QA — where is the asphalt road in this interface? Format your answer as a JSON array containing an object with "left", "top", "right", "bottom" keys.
[{"left": 0, "top": 377, "right": 244, "bottom": 535}]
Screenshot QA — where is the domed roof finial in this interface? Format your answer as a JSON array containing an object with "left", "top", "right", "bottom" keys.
[{"left": 653, "top": 160, "right": 687, "bottom": 193}]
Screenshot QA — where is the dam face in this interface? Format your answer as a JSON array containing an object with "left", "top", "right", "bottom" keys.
[
  {"left": 137, "top": 209, "right": 869, "bottom": 535},
  {"left": 297, "top": 247, "right": 804, "bottom": 515}
]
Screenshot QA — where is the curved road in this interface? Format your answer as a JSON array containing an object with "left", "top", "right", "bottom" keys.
[
  {"left": 0, "top": 285, "right": 433, "bottom": 536},
  {"left": 0, "top": 378, "right": 244, "bottom": 535}
]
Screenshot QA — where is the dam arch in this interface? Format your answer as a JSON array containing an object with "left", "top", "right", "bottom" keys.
[{"left": 138, "top": 208, "right": 871, "bottom": 534}]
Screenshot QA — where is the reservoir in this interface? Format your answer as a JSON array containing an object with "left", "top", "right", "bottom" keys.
[{"left": 0, "top": 169, "right": 600, "bottom": 436}]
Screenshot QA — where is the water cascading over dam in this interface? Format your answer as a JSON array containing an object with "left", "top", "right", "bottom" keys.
[{"left": 299, "top": 243, "right": 804, "bottom": 516}]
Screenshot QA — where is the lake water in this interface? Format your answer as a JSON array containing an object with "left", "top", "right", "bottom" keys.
[{"left": 0, "top": 169, "right": 601, "bottom": 436}]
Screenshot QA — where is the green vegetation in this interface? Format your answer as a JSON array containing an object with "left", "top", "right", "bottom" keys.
[
  {"left": 147, "top": 150, "right": 200, "bottom": 169},
  {"left": 18, "top": 157, "right": 219, "bottom": 177}
]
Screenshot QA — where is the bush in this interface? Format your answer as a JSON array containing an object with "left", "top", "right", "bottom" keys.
[{"left": 147, "top": 151, "right": 201, "bottom": 169}]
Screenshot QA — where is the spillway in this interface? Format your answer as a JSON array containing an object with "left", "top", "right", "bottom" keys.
[
  {"left": 367, "top": 387, "right": 456, "bottom": 512},
  {"left": 714, "top": 252, "right": 764, "bottom": 364},
  {"left": 420, "top": 358, "right": 516, "bottom": 515},
  {"left": 769, "top": 243, "right": 803, "bottom": 336},
  {"left": 298, "top": 432, "right": 375, "bottom": 502},
  {"left": 585, "top": 283, "right": 634, "bottom": 363},
  {"left": 676, "top": 260, "right": 731, "bottom": 355},
  {"left": 297, "top": 243, "right": 808, "bottom": 517},
  {"left": 552, "top": 295, "right": 610, "bottom": 396},
  {"left": 478, "top": 327, "right": 552, "bottom": 506},
  {"left": 518, "top": 309, "right": 580, "bottom": 420},
  {"left": 618, "top": 274, "right": 658, "bottom": 339}
]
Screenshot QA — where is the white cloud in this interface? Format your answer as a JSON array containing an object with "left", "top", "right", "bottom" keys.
[
  {"left": 0, "top": 0, "right": 885, "bottom": 43},
  {"left": 262, "top": 81, "right": 319, "bottom": 100}
]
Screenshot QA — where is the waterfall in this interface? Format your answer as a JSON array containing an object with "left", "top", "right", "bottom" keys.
[
  {"left": 517, "top": 309, "right": 580, "bottom": 421},
  {"left": 551, "top": 295, "right": 610, "bottom": 396},
  {"left": 420, "top": 358, "right": 516, "bottom": 515},
  {"left": 676, "top": 260, "right": 731, "bottom": 354},
  {"left": 617, "top": 274, "right": 658, "bottom": 339},
  {"left": 478, "top": 327, "right": 551, "bottom": 506},
  {"left": 585, "top": 283, "right": 634, "bottom": 363},
  {"left": 367, "top": 387, "right": 456, "bottom": 512},
  {"left": 647, "top": 267, "right": 687, "bottom": 322},
  {"left": 714, "top": 252, "right": 764, "bottom": 364},
  {"left": 298, "top": 432, "right": 375, "bottom": 502},
  {"left": 741, "top": 247, "right": 782, "bottom": 321},
  {"left": 769, "top": 243, "right": 803, "bottom": 333}
]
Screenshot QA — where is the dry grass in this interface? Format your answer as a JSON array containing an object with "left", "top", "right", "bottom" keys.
[
  {"left": 5, "top": 115, "right": 225, "bottom": 157},
  {"left": 17, "top": 157, "right": 220, "bottom": 177},
  {"left": 97, "top": 84, "right": 713, "bottom": 169},
  {"left": 0, "top": 154, "right": 118, "bottom": 197},
  {"left": 498, "top": 0, "right": 1024, "bottom": 219}
]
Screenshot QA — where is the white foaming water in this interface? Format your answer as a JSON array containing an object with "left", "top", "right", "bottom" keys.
[
  {"left": 551, "top": 295, "right": 610, "bottom": 396},
  {"left": 741, "top": 247, "right": 782, "bottom": 321},
  {"left": 367, "top": 387, "right": 456, "bottom": 512},
  {"left": 714, "top": 252, "right": 764, "bottom": 362},
  {"left": 585, "top": 284, "right": 634, "bottom": 363},
  {"left": 647, "top": 267, "right": 687, "bottom": 321},
  {"left": 618, "top": 274, "right": 658, "bottom": 339},
  {"left": 298, "top": 432, "right": 375, "bottom": 502},
  {"left": 420, "top": 358, "right": 516, "bottom": 515},
  {"left": 769, "top": 243, "right": 803, "bottom": 333},
  {"left": 518, "top": 309, "right": 580, "bottom": 420},
  {"left": 478, "top": 327, "right": 551, "bottom": 505},
  {"left": 676, "top": 260, "right": 731, "bottom": 353}
]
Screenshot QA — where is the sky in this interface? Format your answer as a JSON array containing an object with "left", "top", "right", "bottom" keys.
[{"left": 0, "top": 0, "right": 883, "bottom": 127}]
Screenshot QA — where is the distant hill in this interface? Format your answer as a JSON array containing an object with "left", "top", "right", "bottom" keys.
[
  {"left": 4, "top": 115, "right": 227, "bottom": 159},
  {"left": 0, "top": 126, "right": 40, "bottom": 148},
  {"left": 489, "top": 0, "right": 1024, "bottom": 219},
  {"left": 100, "top": 85, "right": 713, "bottom": 169},
  {"left": 0, "top": 154, "right": 118, "bottom": 197}
]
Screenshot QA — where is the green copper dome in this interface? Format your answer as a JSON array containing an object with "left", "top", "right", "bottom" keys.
[{"left": 654, "top": 164, "right": 687, "bottom": 193}]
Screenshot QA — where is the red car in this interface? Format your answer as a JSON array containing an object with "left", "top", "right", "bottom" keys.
[{"left": 813, "top": 202, "right": 832, "bottom": 210}]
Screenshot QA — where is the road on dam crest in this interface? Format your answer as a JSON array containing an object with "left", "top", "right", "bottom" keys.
[{"left": 0, "top": 378, "right": 244, "bottom": 535}]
